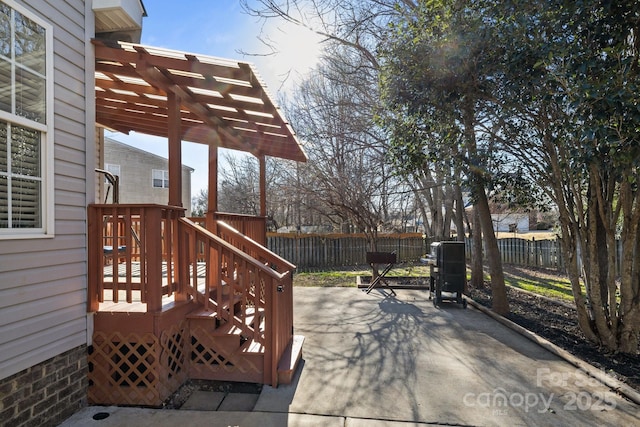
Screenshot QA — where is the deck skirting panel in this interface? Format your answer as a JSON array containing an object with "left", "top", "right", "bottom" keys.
[
  {"left": 88, "top": 308, "right": 266, "bottom": 406},
  {"left": 88, "top": 323, "right": 188, "bottom": 407}
]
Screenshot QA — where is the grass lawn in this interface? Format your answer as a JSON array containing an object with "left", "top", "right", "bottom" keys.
[
  {"left": 499, "top": 266, "right": 575, "bottom": 302},
  {"left": 293, "top": 264, "right": 432, "bottom": 287},
  {"left": 293, "top": 263, "right": 575, "bottom": 303}
]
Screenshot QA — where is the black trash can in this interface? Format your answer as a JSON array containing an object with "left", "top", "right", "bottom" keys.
[{"left": 427, "top": 241, "right": 467, "bottom": 308}]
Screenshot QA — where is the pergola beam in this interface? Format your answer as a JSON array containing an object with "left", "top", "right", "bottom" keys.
[{"left": 93, "top": 38, "right": 307, "bottom": 162}]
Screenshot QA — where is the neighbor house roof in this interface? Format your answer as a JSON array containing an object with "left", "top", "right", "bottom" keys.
[{"left": 93, "top": 39, "right": 307, "bottom": 162}]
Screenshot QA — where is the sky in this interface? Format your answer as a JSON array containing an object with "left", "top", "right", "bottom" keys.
[{"left": 104, "top": 0, "right": 323, "bottom": 199}]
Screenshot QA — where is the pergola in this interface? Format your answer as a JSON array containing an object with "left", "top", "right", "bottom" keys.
[{"left": 93, "top": 38, "right": 306, "bottom": 221}]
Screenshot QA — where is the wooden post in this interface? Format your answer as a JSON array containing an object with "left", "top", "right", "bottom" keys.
[
  {"left": 259, "top": 155, "right": 267, "bottom": 244},
  {"left": 146, "top": 207, "right": 163, "bottom": 313},
  {"left": 207, "top": 141, "right": 220, "bottom": 290},
  {"left": 207, "top": 142, "right": 218, "bottom": 232},
  {"left": 87, "top": 205, "right": 100, "bottom": 312},
  {"left": 173, "top": 209, "right": 188, "bottom": 303},
  {"left": 167, "top": 92, "right": 182, "bottom": 209},
  {"left": 259, "top": 155, "right": 266, "bottom": 217}
]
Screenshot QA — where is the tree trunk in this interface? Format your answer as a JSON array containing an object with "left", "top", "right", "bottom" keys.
[
  {"left": 461, "top": 98, "right": 509, "bottom": 315},
  {"left": 556, "top": 209, "right": 601, "bottom": 345},
  {"left": 611, "top": 178, "right": 640, "bottom": 354},
  {"left": 453, "top": 183, "right": 466, "bottom": 242},
  {"left": 475, "top": 191, "right": 510, "bottom": 315},
  {"left": 443, "top": 185, "right": 454, "bottom": 239},
  {"left": 585, "top": 173, "right": 618, "bottom": 350},
  {"left": 470, "top": 207, "right": 484, "bottom": 289}
]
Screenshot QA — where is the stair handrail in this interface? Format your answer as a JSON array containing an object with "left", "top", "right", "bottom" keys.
[
  {"left": 178, "top": 217, "right": 295, "bottom": 386},
  {"left": 213, "top": 219, "right": 296, "bottom": 386},
  {"left": 215, "top": 219, "right": 296, "bottom": 273},
  {"left": 178, "top": 218, "right": 291, "bottom": 281}
]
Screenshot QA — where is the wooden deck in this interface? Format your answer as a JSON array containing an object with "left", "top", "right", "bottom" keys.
[{"left": 87, "top": 204, "right": 302, "bottom": 407}]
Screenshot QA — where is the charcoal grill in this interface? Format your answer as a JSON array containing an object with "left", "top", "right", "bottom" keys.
[{"left": 427, "top": 242, "right": 467, "bottom": 308}]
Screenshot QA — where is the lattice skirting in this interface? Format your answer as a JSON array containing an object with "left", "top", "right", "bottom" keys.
[
  {"left": 189, "top": 325, "right": 264, "bottom": 383},
  {"left": 88, "top": 322, "right": 188, "bottom": 407},
  {"left": 88, "top": 319, "right": 265, "bottom": 405}
]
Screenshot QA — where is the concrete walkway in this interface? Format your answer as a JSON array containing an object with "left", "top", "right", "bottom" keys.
[{"left": 60, "top": 287, "right": 639, "bottom": 426}]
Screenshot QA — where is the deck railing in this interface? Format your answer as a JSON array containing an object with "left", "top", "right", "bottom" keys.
[
  {"left": 87, "top": 204, "right": 187, "bottom": 312},
  {"left": 178, "top": 217, "right": 294, "bottom": 385},
  {"left": 214, "top": 212, "right": 267, "bottom": 246},
  {"left": 188, "top": 213, "right": 267, "bottom": 246},
  {"left": 187, "top": 214, "right": 267, "bottom": 263}
]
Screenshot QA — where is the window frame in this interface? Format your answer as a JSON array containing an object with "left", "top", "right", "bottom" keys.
[
  {"left": 152, "top": 169, "right": 169, "bottom": 189},
  {"left": 0, "top": 0, "right": 54, "bottom": 239}
]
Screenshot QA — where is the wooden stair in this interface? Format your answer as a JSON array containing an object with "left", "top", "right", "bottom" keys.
[
  {"left": 186, "top": 298, "right": 267, "bottom": 383},
  {"left": 277, "top": 334, "right": 305, "bottom": 385}
]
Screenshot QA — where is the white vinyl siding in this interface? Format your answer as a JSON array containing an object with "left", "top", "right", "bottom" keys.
[{"left": 0, "top": 0, "right": 89, "bottom": 381}]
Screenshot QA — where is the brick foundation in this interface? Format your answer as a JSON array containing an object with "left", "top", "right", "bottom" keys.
[{"left": 0, "top": 345, "right": 88, "bottom": 427}]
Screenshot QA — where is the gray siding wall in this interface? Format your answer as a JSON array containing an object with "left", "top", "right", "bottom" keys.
[
  {"left": 103, "top": 138, "right": 193, "bottom": 215},
  {"left": 0, "top": 0, "right": 90, "bottom": 380}
]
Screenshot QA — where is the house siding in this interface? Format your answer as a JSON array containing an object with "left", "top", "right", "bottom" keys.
[
  {"left": 0, "top": 0, "right": 90, "bottom": 425},
  {"left": 103, "top": 137, "right": 194, "bottom": 215}
]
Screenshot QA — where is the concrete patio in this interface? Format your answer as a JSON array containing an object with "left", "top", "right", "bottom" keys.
[{"left": 61, "top": 287, "right": 639, "bottom": 426}]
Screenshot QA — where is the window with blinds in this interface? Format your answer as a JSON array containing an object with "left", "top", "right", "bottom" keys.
[
  {"left": 0, "top": 122, "right": 41, "bottom": 228},
  {"left": 0, "top": 1, "right": 51, "bottom": 236}
]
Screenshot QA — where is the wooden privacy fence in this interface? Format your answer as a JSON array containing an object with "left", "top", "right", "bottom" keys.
[
  {"left": 266, "top": 233, "right": 568, "bottom": 272},
  {"left": 466, "top": 237, "right": 564, "bottom": 270},
  {"left": 267, "top": 233, "right": 427, "bottom": 270}
]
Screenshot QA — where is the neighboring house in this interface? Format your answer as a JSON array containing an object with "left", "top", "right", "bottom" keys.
[
  {"left": 101, "top": 137, "right": 193, "bottom": 215},
  {"left": 0, "top": 1, "right": 305, "bottom": 425},
  {"left": 491, "top": 213, "right": 530, "bottom": 233},
  {"left": 464, "top": 207, "right": 531, "bottom": 234}
]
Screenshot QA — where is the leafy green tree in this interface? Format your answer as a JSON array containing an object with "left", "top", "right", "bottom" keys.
[
  {"left": 503, "top": 0, "right": 640, "bottom": 353},
  {"left": 380, "top": 0, "right": 640, "bottom": 353},
  {"left": 378, "top": 0, "right": 510, "bottom": 314}
]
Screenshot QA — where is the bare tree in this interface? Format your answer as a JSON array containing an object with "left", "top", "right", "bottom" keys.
[
  {"left": 283, "top": 59, "right": 393, "bottom": 246},
  {"left": 241, "top": 0, "right": 462, "bottom": 245},
  {"left": 190, "top": 152, "right": 294, "bottom": 229}
]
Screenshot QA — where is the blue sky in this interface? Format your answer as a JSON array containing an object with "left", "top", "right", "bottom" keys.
[
  {"left": 141, "top": 1, "right": 257, "bottom": 64},
  {"left": 105, "top": 1, "right": 322, "bottom": 198}
]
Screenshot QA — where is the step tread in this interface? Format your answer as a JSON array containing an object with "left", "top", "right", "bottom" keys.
[
  {"left": 241, "top": 338, "right": 265, "bottom": 354},
  {"left": 278, "top": 334, "right": 304, "bottom": 373},
  {"left": 187, "top": 305, "right": 264, "bottom": 320},
  {"left": 188, "top": 307, "right": 265, "bottom": 338}
]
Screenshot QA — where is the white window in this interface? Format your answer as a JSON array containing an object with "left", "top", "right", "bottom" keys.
[
  {"left": 0, "top": 1, "right": 53, "bottom": 238},
  {"left": 152, "top": 169, "right": 169, "bottom": 188}
]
